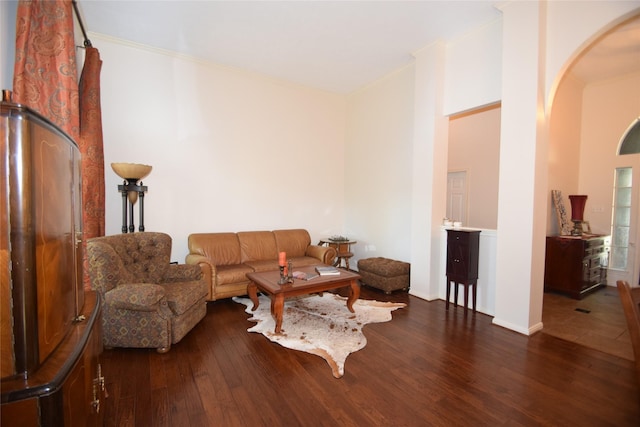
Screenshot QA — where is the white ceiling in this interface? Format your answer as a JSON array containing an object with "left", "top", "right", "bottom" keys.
[{"left": 78, "top": 1, "right": 640, "bottom": 94}]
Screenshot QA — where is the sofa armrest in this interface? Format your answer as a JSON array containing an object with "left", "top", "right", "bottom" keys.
[
  {"left": 105, "top": 283, "right": 166, "bottom": 312},
  {"left": 306, "top": 245, "right": 337, "bottom": 265},
  {"left": 185, "top": 254, "right": 215, "bottom": 299},
  {"left": 163, "top": 264, "right": 203, "bottom": 283}
]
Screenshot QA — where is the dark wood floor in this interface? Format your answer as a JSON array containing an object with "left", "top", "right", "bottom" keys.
[{"left": 101, "top": 286, "right": 640, "bottom": 426}]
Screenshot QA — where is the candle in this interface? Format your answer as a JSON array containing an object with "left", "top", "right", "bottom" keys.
[{"left": 278, "top": 251, "right": 286, "bottom": 266}]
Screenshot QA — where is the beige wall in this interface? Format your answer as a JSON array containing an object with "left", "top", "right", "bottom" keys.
[
  {"left": 96, "top": 36, "right": 348, "bottom": 261},
  {"left": 580, "top": 73, "right": 640, "bottom": 235},
  {"left": 549, "top": 73, "right": 640, "bottom": 237},
  {"left": 447, "top": 105, "right": 501, "bottom": 229},
  {"left": 547, "top": 73, "right": 584, "bottom": 235},
  {"left": 344, "top": 64, "right": 415, "bottom": 265}
]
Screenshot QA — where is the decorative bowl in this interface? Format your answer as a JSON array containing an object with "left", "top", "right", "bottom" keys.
[{"left": 111, "top": 163, "right": 152, "bottom": 181}]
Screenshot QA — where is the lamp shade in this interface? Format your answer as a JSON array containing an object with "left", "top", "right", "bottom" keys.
[{"left": 111, "top": 163, "right": 152, "bottom": 181}]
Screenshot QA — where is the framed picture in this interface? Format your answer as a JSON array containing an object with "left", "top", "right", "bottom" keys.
[
  {"left": 581, "top": 221, "right": 591, "bottom": 234},
  {"left": 552, "top": 190, "right": 572, "bottom": 235}
]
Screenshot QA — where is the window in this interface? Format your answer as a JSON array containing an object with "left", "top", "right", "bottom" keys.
[
  {"left": 610, "top": 167, "right": 632, "bottom": 270},
  {"left": 619, "top": 118, "right": 640, "bottom": 155}
]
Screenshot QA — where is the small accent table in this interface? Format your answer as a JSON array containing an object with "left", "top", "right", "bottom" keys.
[{"left": 319, "top": 239, "right": 357, "bottom": 270}]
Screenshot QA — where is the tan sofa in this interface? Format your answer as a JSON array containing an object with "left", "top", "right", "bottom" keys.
[{"left": 186, "top": 229, "right": 337, "bottom": 301}]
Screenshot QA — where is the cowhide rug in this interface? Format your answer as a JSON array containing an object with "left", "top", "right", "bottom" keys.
[{"left": 233, "top": 293, "right": 406, "bottom": 378}]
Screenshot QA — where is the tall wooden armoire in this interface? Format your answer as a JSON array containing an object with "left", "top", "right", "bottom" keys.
[{"left": 1, "top": 94, "right": 105, "bottom": 426}]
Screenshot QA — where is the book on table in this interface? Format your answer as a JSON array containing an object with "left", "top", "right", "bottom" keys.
[
  {"left": 315, "top": 266, "right": 340, "bottom": 276},
  {"left": 292, "top": 271, "right": 319, "bottom": 281}
]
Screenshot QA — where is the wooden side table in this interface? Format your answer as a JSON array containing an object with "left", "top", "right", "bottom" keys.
[{"left": 319, "top": 239, "right": 357, "bottom": 270}]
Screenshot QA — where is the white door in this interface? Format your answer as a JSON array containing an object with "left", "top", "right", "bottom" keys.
[
  {"left": 447, "top": 171, "right": 468, "bottom": 224},
  {"left": 608, "top": 160, "right": 640, "bottom": 287}
]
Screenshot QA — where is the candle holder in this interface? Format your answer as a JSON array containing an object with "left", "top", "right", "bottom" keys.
[
  {"left": 278, "top": 261, "right": 294, "bottom": 285},
  {"left": 278, "top": 265, "right": 287, "bottom": 284}
]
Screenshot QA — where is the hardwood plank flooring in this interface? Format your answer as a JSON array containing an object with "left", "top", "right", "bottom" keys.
[{"left": 101, "top": 286, "right": 640, "bottom": 426}]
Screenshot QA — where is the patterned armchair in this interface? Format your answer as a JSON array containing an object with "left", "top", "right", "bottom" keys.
[{"left": 86, "top": 232, "right": 208, "bottom": 353}]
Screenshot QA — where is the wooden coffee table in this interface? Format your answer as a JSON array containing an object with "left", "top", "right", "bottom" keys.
[{"left": 246, "top": 265, "right": 361, "bottom": 333}]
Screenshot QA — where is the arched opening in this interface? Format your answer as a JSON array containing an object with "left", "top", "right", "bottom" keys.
[{"left": 542, "top": 14, "right": 640, "bottom": 359}]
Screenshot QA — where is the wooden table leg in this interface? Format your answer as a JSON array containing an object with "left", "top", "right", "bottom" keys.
[
  {"left": 346, "top": 279, "right": 360, "bottom": 313},
  {"left": 272, "top": 294, "right": 285, "bottom": 333},
  {"left": 446, "top": 279, "right": 451, "bottom": 310},
  {"left": 248, "top": 282, "right": 259, "bottom": 311}
]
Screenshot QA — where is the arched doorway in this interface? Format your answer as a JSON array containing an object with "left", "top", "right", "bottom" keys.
[{"left": 542, "top": 14, "right": 640, "bottom": 358}]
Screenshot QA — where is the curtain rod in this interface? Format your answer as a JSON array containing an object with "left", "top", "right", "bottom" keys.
[{"left": 72, "top": 0, "right": 92, "bottom": 47}]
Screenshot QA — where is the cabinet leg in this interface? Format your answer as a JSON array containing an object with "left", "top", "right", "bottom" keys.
[
  {"left": 446, "top": 280, "right": 451, "bottom": 310},
  {"left": 472, "top": 282, "right": 477, "bottom": 312},
  {"left": 454, "top": 283, "right": 459, "bottom": 307},
  {"left": 463, "top": 284, "right": 469, "bottom": 312}
]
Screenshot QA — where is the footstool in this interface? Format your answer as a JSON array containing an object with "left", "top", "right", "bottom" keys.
[{"left": 357, "top": 257, "right": 410, "bottom": 294}]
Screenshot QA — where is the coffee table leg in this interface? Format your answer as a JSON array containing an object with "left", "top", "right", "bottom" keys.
[
  {"left": 248, "top": 282, "right": 259, "bottom": 311},
  {"left": 272, "top": 294, "right": 284, "bottom": 333},
  {"left": 346, "top": 279, "right": 360, "bottom": 313}
]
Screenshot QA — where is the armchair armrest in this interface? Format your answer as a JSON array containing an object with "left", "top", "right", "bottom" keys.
[
  {"left": 163, "top": 263, "right": 203, "bottom": 283},
  {"left": 105, "top": 283, "right": 166, "bottom": 312},
  {"left": 306, "top": 245, "right": 337, "bottom": 265}
]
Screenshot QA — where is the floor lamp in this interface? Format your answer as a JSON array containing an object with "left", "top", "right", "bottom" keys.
[{"left": 111, "top": 163, "right": 152, "bottom": 233}]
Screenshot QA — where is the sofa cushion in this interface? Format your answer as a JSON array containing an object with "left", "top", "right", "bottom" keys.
[
  {"left": 162, "top": 280, "right": 208, "bottom": 315},
  {"left": 238, "top": 231, "right": 278, "bottom": 262},
  {"left": 273, "top": 229, "right": 311, "bottom": 257},
  {"left": 105, "top": 283, "right": 165, "bottom": 311},
  {"left": 189, "top": 233, "right": 241, "bottom": 266},
  {"left": 287, "top": 256, "right": 320, "bottom": 267},
  {"left": 216, "top": 264, "right": 254, "bottom": 285},
  {"left": 87, "top": 240, "right": 136, "bottom": 294},
  {"left": 106, "top": 233, "right": 171, "bottom": 283},
  {"left": 244, "top": 259, "right": 280, "bottom": 272}
]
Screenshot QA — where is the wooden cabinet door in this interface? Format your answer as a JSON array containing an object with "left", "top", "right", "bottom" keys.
[{"left": 446, "top": 230, "right": 480, "bottom": 281}]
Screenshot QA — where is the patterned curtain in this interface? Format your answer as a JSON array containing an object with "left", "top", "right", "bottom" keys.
[
  {"left": 13, "top": 0, "right": 80, "bottom": 140},
  {"left": 13, "top": 0, "right": 105, "bottom": 290},
  {"left": 79, "top": 46, "right": 105, "bottom": 288}
]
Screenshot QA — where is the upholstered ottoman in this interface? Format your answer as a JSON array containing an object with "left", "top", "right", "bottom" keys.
[{"left": 358, "top": 257, "right": 410, "bottom": 294}]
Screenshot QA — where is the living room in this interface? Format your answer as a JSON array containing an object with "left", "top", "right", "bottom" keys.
[
  {"left": 77, "top": 1, "right": 640, "bottom": 336},
  {"left": 1, "top": 0, "right": 639, "bottom": 344},
  {"left": 3, "top": 1, "right": 640, "bottom": 425}
]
